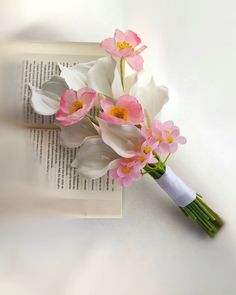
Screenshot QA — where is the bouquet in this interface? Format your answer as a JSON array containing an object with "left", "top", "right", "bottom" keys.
[{"left": 30, "top": 29, "right": 223, "bottom": 237}]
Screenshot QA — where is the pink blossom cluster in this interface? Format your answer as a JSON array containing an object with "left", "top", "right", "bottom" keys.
[
  {"left": 110, "top": 121, "right": 186, "bottom": 187},
  {"left": 110, "top": 139, "right": 157, "bottom": 187},
  {"left": 143, "top": 120, "right": 187, "bottom": 154}
]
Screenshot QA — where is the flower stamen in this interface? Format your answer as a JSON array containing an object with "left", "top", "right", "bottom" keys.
[
  {"left": 156, "top": 136, "right": 163, "bottom": 143},
  {"left": 122, "top": 167, "right": 132, "bottom": 174},
  {"left": 70, "top": 101, "right": 83, "bottom": 114},
  {"left": 116, "top": 41, "right": 134, "bottom": 54},
  {"left": 143, "top": 146, "right": 152, "bottom": 154},
  {"left": 167, "top": 137, "right": 173, "bottom": 144},
  {"left": 108, "top": 106, "right": 129, "bottom": 121}
]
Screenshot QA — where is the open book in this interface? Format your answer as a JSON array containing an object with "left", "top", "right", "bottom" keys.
[{"left": 0, "top": 42, "right": 122, "bottom": 218}]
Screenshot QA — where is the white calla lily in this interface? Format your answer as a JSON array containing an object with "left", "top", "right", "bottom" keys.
[
  {"left": 58, "top": 61, "right": 95, "bottom": 90},
  {"left": 111, "top": 66, "right": 124, "bottom": 98},
  {"left": 59, "top": 117, "right": 98, "bottom": 148},
  {"left": 124, "top": 72, "right": 138, "bottom": 94},
  {"left": 87, "top": 56, "right": 116, "bottom": 98},
  {"left": 129, "top": 72, "right": 169, "bottom": 120},
  {"left": 30, "top": 76, "right": 69, "bottom": 115},
  {"left": 71, "top": 136, "right": 119, "bottom": 179},
  {"left": 97, "top": 118, "right": 145, "bottom": 158}
]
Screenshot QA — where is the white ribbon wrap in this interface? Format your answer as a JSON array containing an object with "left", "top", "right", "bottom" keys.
[{"left": 156, "top": 166, "right": 196, "bottom": 207}]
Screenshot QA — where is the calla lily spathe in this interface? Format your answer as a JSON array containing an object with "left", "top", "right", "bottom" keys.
[
  {"left": 30, "top": 76, "right": 68, "bottom": 115},
  {"left": 58, "top": 117, "right": 98, "bottom": 148},
  {"left": 71, "top": 118, "right": 146, "bottom": 178},
  {"left": 71, "top": 136, "right": 119, "bottom": 179}
]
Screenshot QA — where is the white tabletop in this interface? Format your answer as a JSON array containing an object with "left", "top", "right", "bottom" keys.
[{"left": 0, "top": 0, "right": 236, "bottom": 294}]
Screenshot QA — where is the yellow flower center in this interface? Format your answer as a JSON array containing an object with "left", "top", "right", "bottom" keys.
[
  {"left": 124, "top": 158, "right": 134, "bottom": 163},
  {"left": 138, "top": 155, "right": 145, "bottom": 162},
  {"left": 156, "top": 136, "right": 163, "bottom": 143},
  {"left": 116, "top": 41, "right": 134, "bottom": 53},
  {"left": 146, "top": 128, "right": 152, "bottom": 135},
  {"left": 167, "top": 137, "right": 174, "bottom": 144},
  {"left": 108, "top": 106, "right": 129, "bottom": 121},
  {"left": 143, "top": 146, "right": 152, "bottom": 154},
  {"left": 122, "top": 167, "right": 132, "bottom": 174},
  {"left": 70, "top": 101, "right": 83, "bottom": 114}
]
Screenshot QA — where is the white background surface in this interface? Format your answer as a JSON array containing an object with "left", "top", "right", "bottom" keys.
[{"left": 1, "top": 0, "right": 236, "bottom": 294}]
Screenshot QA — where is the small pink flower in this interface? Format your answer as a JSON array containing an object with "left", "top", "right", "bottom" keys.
[
  {"left": 56, "top": 88, "right": 97, "bottom": 126},
  {"left": 110, "top": 138, "right": 159, "bottom": 187},
  {"left": 100, "top": 29, "right": 147, "bottom": 71},
  {"left": 137, "top": 138, "right": 159, "bottom": 165},
  {"left": 150, "top": 120, "right": 187, "bottom": 154},
  {"left": 100, "top": 95, "right": 144, "bottom": 125},
  {"left": 110, "top": 157, "right": 141, "bottom": 187}
]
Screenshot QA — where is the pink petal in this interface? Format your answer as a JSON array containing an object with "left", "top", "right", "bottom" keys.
[
  {"left": 176, "top": 136, "right": 187, "bottom": 144},
  {"left": 116, "top": 166, "right": 126, "bottom": 177},
  {"left": 114, "top": 28, "right": 125, "bottom": 42},
  {"left": 122, "top": 177, "right": 133, "bottom": 187},
  {"left": 169, "top": 143, "right": 178, "bottom": 153},
  {"left": 171, "top": 127, "right": 180, "bottom": 137},
  {"left": 60, "top": 89, "right": 77, "bottom": 113},
  {"left": 163, "top": 120, "right": 174, "bottom": 130},
  {"left": 110, "top": 167, "right": 119, "bottom": 179},
  {"left": 100, "top": 112, "right": 125, "bottom": 125},
  {"left": 78, "top": 88, "right": 97, "bottom": 108},
  {"left": 56, "top": 105, "right": 87, "bottom": 126},
  {"left": 135, "top": 45, "right": 147, "bottom": 55},
  {"left": 100, "top": 98, "right": 114, "bottom": 113},
  {"left": 125, "top": 54, "right": 144, "bottom": 72},
  {"left": 100, "top": 38, "right": 120, "bottom": 56},
  {"left": 117, "top": 95, "right": 144, "bottom": 124},
  {"left": 124, "top": 30, "right": 141, "bottom": 47},
  {"left": 56, "top": 109, "right": 73, "bottom": 126},
  {"left": 158, "top": 142, "right": 170, "bottom": 154},
  {"left": 119, "top": 47, "right": 134, "bottom": 57}
]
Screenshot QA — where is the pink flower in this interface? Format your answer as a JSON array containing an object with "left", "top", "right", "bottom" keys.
[
  {"left": 110, "top": 157, "right": 141, "bottom": 187},
  {"left": 100, "top": 29, "right": 147, "bottom": 71},
  {"left": 56, "top": 88, "right": 97, "bottom": 126},
  {"left": 136, "top": 137, "right": 159, "bottom": 166},
  {"left": 110, "top": 138, "right": 159, "bottom": 187},
  {"left": 150, "top": 120, "right": 187, "bottom": 154},
  {"left": 100, "top": 95, "right": 144, "bottom": 125}
]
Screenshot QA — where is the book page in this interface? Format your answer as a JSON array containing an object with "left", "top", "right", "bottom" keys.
[{"left": 0, "top": 42, "right": 122, "bottom": 218}]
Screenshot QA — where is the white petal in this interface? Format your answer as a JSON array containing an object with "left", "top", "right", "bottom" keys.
[
  {"left": 58, "top": 61, "right": 95, "bottom": 90},
  {"left": 30, "top": 76, "right": 68, "bottom": 115},
  {"left": 41, "top": 76, "right": 69, "bottom": 96},
  {"left": 87, "top": 56, "right": 116, "bottom": 98},
  {"left": 71, "top": 136, "right": 118, "bottom": 179},
  {"left": 111, "top": 66, "right": 124, "bottom": 99},
  {"left": 59, "top": 117, "right": 98, "bottom": 148},
  {"left": 97, "top": 118, "right": 145, "bottom": 158},
  {"left": 130, "top": 72, "right": 169, "bottom": 120},
  {"left": 124, "top": 72, "right": 137, "bottom": 94}
]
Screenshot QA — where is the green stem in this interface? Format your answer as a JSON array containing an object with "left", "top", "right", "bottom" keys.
[
  {"left": 143, "top": 159, "right": 224, "bottom": 237},
  {"left": 120, "top": 57, "right": 125, "bottom": 90},
  {"left": 163, "top": 153, "right": 171, "bottom": 164},
  {"left": 153, "top": 152, "right": 161, "bottom": 162},
  {"left": 86, "top": 114, "right": 99, "bottom": 126}
]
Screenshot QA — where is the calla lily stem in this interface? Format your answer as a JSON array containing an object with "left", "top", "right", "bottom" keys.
[
  {"left": 120, "top": 57, "right": 125, "bottom": 90},
  {"left": 86, "top": 114, "right": 99, "bottom": 126}
]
